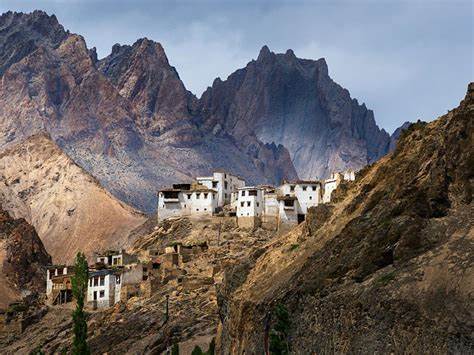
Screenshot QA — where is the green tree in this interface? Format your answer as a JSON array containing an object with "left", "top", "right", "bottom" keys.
[
  {"left": 191, "top": 345, "right": 204, "bottom": 355},
  {"left": 171, "top": 342, "right": 180, "bottom": 355},
  {"left": 71, "top": 252, "right": 90, "bottom": 355},
  {"left": 207, "top": 338, "right": 216, "bottom": 355},
  {"left": 269, "top": 304, "right": 290, "bottom": 354}
]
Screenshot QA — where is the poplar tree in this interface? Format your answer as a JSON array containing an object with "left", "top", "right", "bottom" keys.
[{"left": 71, "top": 252, "right": 90, "bottom": 355}]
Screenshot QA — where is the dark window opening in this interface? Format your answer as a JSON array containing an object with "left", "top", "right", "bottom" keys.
[
  {"left": 284, "top": 200, "right": 294, "bottom": 207},
  {"left": 247, "top": 201, "right": 251, "bottom": 207},
  {"left": 224, "top": 181, "right": 228, "bottom": 189},
  {"left": 212, "top": 181, "right": 218, "bottom": 188},
  {"left": 302, "top": 186, "right": 307, "bottom": 191},
  {"left": 240, "top": 202, "right": 244, "bottom": 207},
  {"left": 99, "top": 290, "right": 105, "bottom": 298},
  {"left": 163, "top": 191, "right": 179, "bottom": 199},
  {"left": 312, "top": 186, "right": 317, "bottom": 191},
  {"left": 249, "top": 190, "right": 257, "bottom": 196},
  {"left": 290, "top": 185, "right": 295, "bottom": 192}
]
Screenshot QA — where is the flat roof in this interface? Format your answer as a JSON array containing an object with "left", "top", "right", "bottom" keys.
[
  {"left": 237, "top": 186, "right": 263, "bottom": 190},
  {"left": 282, "top": 180, "right": 322, "bottom": 185},
  {"left": 276, "top": 194, "right": 298, "bottom": 201}
]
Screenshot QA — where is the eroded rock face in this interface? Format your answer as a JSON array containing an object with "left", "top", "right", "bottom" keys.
[
  {"left": 0, "top": 205, "right": 51, "bottom": 308},
  {"left": 217, "top": 83, "right": 474, "bottom": 353},
  {"left": 200, "top": 46, "right": 391, "bottom": 179}
]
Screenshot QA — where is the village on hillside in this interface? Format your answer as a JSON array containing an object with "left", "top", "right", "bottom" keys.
[{"left": 43, "top": 169, "right": 355, "bottom": 311}]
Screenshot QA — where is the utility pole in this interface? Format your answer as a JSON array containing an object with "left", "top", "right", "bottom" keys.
[{"left": 217, "top": 221, "right": 222, "bottom": 247}]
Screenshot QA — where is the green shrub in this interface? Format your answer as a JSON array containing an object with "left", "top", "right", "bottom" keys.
[{"left": 269, "top": 304, "right": 290, "bottom": 354}]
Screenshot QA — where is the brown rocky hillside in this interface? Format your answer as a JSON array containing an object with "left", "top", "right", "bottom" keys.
[
  {"left": 0, "top": 205, "right": 50, "bottom": 309},
  {"left": 0, "top": 134, "right": 146, "bottom": 263},
  {"left": 217, "top": 83, "right": 474, "bottom": 353}
]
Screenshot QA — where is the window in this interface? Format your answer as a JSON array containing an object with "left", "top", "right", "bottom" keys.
[
  {"left": 309, "top": 196, "right": 312, "bottom": 200},
  {"left": 241, "top": 190, "right": 246, "bottom": 196},
  {"left": 290, "top": 185, "right": 295, "bottom": 192},
  {"left": 256, "top": 202, "right": 260, "bottom": 207},
  {"left": 116, "top": 275, "right": 121, "bottom": 284},
  {"left": 212, "top": 181, "right": 218, "bottom": 188},
  {"left": 224, "top": 181, "right": 228, "bottom": 189},
  {"left": 249, "top": 190, "right": 257, "bottom": 196},
  {"left": 204, "top": 208, "right": 207, "bottom": 211},
  {"left": 89, "top": 279, "right": 92, "bottom": 287},
  {"left": 224, "top": 193, "right": 227, "bottom": 198},
  {"left": 196, "top": 193, "right": 201, "bottom": 199},
  {"left": 312, "top": 186, "right": 317, "bottom": 191},
  {"left": 204, "top": 193, "right": 208, "bottom": 199},
  {"left": 247, "top": 201, "right": 251, "bottom": 207},
  {"left": 187, "top": 194, "right": 191, "bottom": 199},
  {"left": 99, "top": 290, "right": 105, "bottom": 298},
  {"left": 213, "top": 194, "right": 216, "bottom": 199},
  {"left": 196, "top": 208, "right": 199, "bottom": 211},
  {"left": 99, "top": 276, "right": 105, "bottom": 286},
  {"left": 302, "top": 186, "right": 307, "bottom": 191},
  {"left": 94, "top": 277, "right": 98, "bottom": 287},
  {"left": 284, "top": 200, "right": 294, "bottom": 207},
  {"left": 240, "top": 202, "right": 244, "bottom": 207}
]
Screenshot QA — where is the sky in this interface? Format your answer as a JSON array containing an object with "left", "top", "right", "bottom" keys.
[{"left": 1, "top": 0, "right": 472, "bottom": 133}]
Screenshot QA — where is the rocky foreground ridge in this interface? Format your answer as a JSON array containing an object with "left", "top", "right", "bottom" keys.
[
  {"left": 0, "top": 10, "right": 400, "bottom": 212},
  {"left": 216, "top": 83, "right": 474, "bottom": 353}
]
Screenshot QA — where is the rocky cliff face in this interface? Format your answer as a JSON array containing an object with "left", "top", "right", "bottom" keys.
[
  {"left": 0, "top": 11, "right": 297, "bottom": 212},
  {"left": 0, "top": 205, "right": 51, "bottom": 308},
  {"left": 0, "top": 134, "right": 146, "bottom": 263},
  {"left": 217, "top": 83, "right": 473, "bottom": 353},
  {"left": 200, "top": 46, "right": 391, "bottom": 179}
]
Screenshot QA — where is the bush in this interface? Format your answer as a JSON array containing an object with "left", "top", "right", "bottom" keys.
[{"left": 269, "top": 304, "right": 290, "bottom": 354}]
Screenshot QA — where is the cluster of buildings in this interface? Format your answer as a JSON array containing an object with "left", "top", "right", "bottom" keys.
[
  {"left": 45, "top": 243, "right": 207, "bottom": 309},
  {"left": 158, "top": 170, "right": 356, "bottom": 228}
]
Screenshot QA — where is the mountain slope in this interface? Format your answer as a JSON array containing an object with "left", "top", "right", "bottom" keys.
[
  {"left": 0, "top": 11, "right": 297, "bottom": 212},
  {"left": 0, "top": 134, "right": 146, "bottom": 263},
  {"left": 0, "top": 205, "right": 51, "bottom": 308},
  {"left": 200, "top": 46, "right": 391, "bottom": 179},
  {"left": 217, "top": 83, "right": 473, "bottom": 353}
]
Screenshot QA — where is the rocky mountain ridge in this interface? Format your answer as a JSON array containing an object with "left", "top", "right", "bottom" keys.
[
  {"left": 199, "top": 45, "right": 392, "bottom": 179},
  {"left": 0, "top": 10, "right": 297, "bottom": 213},
  {"left": 0, "top": 10, "right": 400, "bottom": 213}
]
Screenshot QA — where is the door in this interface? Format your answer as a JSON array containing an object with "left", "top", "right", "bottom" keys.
[
  {"left": 297, "top": 214, "right": 305, "bottom": 224},
  {"left": 93, "top": 291, "right": 97, "bottom": 300}
]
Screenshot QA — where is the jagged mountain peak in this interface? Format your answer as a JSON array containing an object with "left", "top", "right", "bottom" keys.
[{"left": 0, "top": 10, "right": 68, "bottom": 75}]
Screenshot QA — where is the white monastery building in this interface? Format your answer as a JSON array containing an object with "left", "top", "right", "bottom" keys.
[
  {"left": 236, "top": 186, "right": 265, "bottom": 228},
  {"left": 157, "top": 170, "right": 245, "bottom": 221},
  {"left": 196, "top": 170, "right": 245, "bottom": 207}
]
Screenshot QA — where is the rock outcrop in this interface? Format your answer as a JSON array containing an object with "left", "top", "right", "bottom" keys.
[
  {"left": 199, "top": 46, "right": 391, "bottom": 179},
  {"left": 0, "top": 205, "right": 51, "bottom": 308},
  {"left": 389, "top": 121, "right": 412, "bottom": 151},
  {"left": 217, "top": 83, "right": 473, "bottom": 353},
  {"left": 0, "top": 134, "right": 146, "bottom": 263}
]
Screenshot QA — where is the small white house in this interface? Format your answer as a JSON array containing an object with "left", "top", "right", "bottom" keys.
[
  {"left": 46, "top": 265, "right": 74, "bottom": 305},
  {"left": 94, "top": 249, "right": 136, "bottom": 266},
  {"left": 196, "top": 171, "right": 245, "bottom": 208},
  {"left": 157, "top": 183, "right": 218, "bottom": 221},
  {"left": 277, "top": 180, "right": 323, "bottom": 224},
  {"left": 87, "top": 269, "right": 122, "bottom": 309},
  {"left": 236, "top": 186, "right": 264, "bottom": 228}
]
